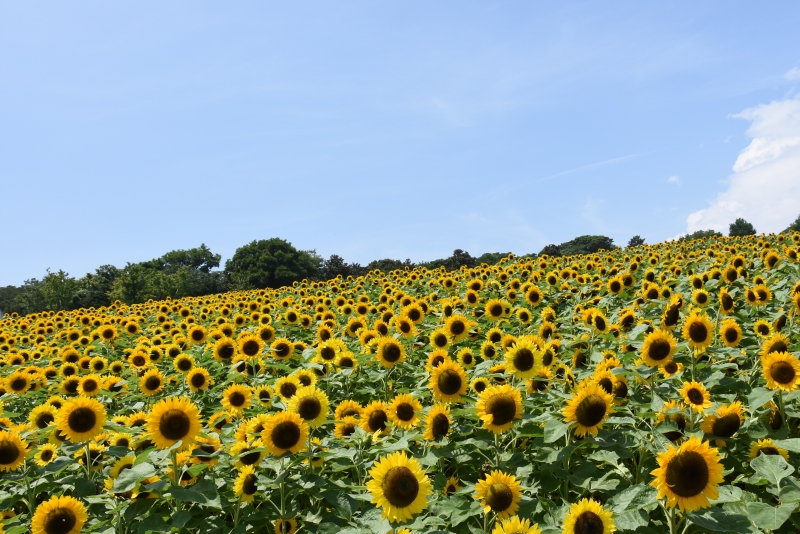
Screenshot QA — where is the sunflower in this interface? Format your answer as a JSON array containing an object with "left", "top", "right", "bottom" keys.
[
  {"left": 429, "top": 361, "right": 468, "bottom": 403},
  {"left": 445, "top": 315, "right": 472, "bottom": 342},
  {"left": 650, "top": 435, "right": 724, "bottom": 511},
  {"left": 34, "top": 444, "right": 59, "bottom": 467},
  {"left": 173, "top": 354, "right": 195, "bottom": 374},
  {"left": 139, "top": 369, "right": 164, "bottom": 397},
  {"left": 476, "top": 384, "right": 523, "bottom": 434},
  {"left": 109, "top": 455, "right": 136, "bottom": 478},
  {"left": 679, "top": 381, "right": 712, "bottom": 413},
  {"left": 56, "top": 397, "right": 106, "bottom": 442},
  {"left": 29, "top": 404, "right": 58, "bottom": 430},
  {"left": 273, "top": 519, "right": 298, "bottom": 534},
  {"left": 361, "top": 401, "right": 390, "bottom": 434},
  {"left": 762, "top": 352, "right": 800, "bottom": 392},
  {"left": 474, "top": 470, "right": 522, "bottom": 520},
  {"left": 504, "top": 338, "right": 541, "bottom": 379},
  {"left": 186, "top": 325, "right": 207, "bottom": 345},
  {"left": 367, "top": 451, "right": 431, "bottom": 523},
  {"left": 493, "top": 516, "right": 541, "bottom": 534},
  {"left": 471, "top": 377, "right": 490, "bottom": 395},
  {"left": 375, "top": 337, "right": 406, "bottom": 368},
  {"left": 335, "top": 400, "right": 362, "bottom": 420},
  {"left": 335, "top": 351, "right": 358, "bottom": 370},
  {"left": 262, "top": 412, "right": 308, "bottom": 456},
  {"left": 562, "top": 384, "right": 614, "bottom": 437},
  {"left": 749, "top": 438, "right": 790, "bottom": 461},
  {"left": 484, "top": 299, "right": 508, "bottom": 321},
  {"left": 237, "top": 334, "right": 264, "bottom": 359},
  {"left": 457, "top": 348, "right": 476, "bottom": 369},
  {"left": 656, "top": 400, "right": 687, "bottom": 442},
  {"left": 146, "top": 396, "right": 201, "bottom": 450},
  {"left": 561, "top": 498, "right": 615, "bottom": 534},
  {"left": 0, "top": 430, "right": 26, "bottom": 471},
  {"left": 254, "top": 385, "right": 273, "bottom": 407},
  {"left": 213, "top": 337, "right": 237, "bottom": 363},
  {"left": 640, "top": 330, "right": 676, "bottom": 367},
  {"left": 700, "top": 402, "right": 744, "bottom": 442},
  {"left": 230, "top": 440, "right": 266, "bottom": 468},
  {"left": 422, "top": 405, "right": 451, "bottom": 441},
  {"left": 660, "top": 360, "right": 683, "bottom": 379},
  {"left": 334, "top": 416, "right": 359, "bottom": 439},
  {"left": 719, "top": 319, "right": 742, "bottom": 348},
  {"left": 681, "top": 312, "right": 713, "bottom": 350},
  {"left": 753, "top": 319, "right": 773, "bottom": 338},
  {"left": 5, "top": 371, "right": 30, "bottom": 395},
  {"left": 222, "top": 384, "right": 252, "bottom": 414},
  {"left": 761, "top": 333, "right": 790, "bottom": 358},
  {"left": 234, "top": 465, "right": 259, "bottom": 503},
  {"left": 287, "top": 386, "right": 329, "bottom": 427},
  {"left": 186, "top": 368, "right": 213, "bottom": 392},
  {"left": 388, "top": 393, "right": 422, "bottom": 430},
  {"left": 274, "top": 376, "right": 301, "bottom": 402},
  {"left": 31, "top": 495, "right": 88, "bottom": 534}
]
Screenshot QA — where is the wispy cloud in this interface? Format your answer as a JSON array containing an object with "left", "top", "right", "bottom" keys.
[
  {"left": 540, "top": 154, "right": 639, "bottom": 181},
  {"left": 786, "top": 68, "right": 800, "bottom": 81},
  {"left": 667, "top": 175, "right": 680, "bottom": 184}
]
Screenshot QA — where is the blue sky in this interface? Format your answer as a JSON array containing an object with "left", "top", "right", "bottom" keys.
[{"left": 2, "top": 2, "right": 800, "bottom": 286}]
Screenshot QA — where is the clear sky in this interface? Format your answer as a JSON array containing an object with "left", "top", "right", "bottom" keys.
[{"left": 2, "top": 2, "right": 800, "bottom": 286}]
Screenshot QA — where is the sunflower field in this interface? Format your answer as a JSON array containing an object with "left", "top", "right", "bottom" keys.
[{"left": 2, "top": 232, "right": 800, "bottom": 534}]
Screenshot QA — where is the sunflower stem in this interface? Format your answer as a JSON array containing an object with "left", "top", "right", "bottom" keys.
[
  {"left": 307, "top": 430, "right": 314, "bottom": 473},
  {"left": 233, "top": 497, "right": 243, "bottom": 528},
  {"left": 84, "top": 441, "right": 93, "bottom": 482},
  {"left": 493, "top": 433, "right": 501, "bottom": 468},
  {"left": 777, "top": 390, "right": 788, "bottom": 433}
]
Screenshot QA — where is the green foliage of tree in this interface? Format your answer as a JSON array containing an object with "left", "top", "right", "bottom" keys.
[
  {"left": 559, "top": 235, "right": 617, "bottom": 256},
  {"left": 365, "top": 258, "right": 412, "bottom": 273},
  {"left": 0, "top": 285, "right": 24, "bottom": 315},
  {"left": 784, "top": 213, "right": 800, "bottom": 233},
  {"left": 225, "top": 238, "right": 322, "bottom": 290},
  {"left": 418, "top": 249, "right": 477, "bottom": 271},
  {"left": 678, "top": 229, "right": 722, "bottom": 242},
  {"left": 475, "top": 252, "right": 512, "bottom": 265},
  {"left": 627, "top": 235, "right": 645, "bottom": 248},
  {"left": 73, "top": 265, "right": 120, "bottom": 309},
  {"left": 729, "top": 218, "right": 756, "bottom": 237},
  {"left": 538, "top": 244, "right": 562, "bottom": 257}
]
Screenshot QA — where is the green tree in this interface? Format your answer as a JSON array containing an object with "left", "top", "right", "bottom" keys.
[
  {"left": 627, "top": 235, "right": 645, "bottom": 248},
  {"left": 729, "top": 218, "right": 756, "bottom": 237},
  {"left": 365, "top": 258, "right": 412, "bottom": 272},
  {"left": 538, "top": 244, "right": 562, "bottom": 257},
  {"left": 0, "top": 285, "right": 23, "bottom": 315},
  {"left": 559, "top": 235, "right": 616, "bottom": 256},
  {"left": 784, "top": 213, "right": 800, "bottom": 233},
  {"left": 40, "top": 269, "right": 80, "bottom": 311},
  {"left": 74, "top": 264, "right": 120, "bottom": 309},
  {"left": 225, "top": 238, "right": 322, "bottom": 289},
  {"left": 678, "top": 229, "right": 722, "bottom": 242},
  {"left": 475, "top": 252, "right": 512, "bottom": 265}
]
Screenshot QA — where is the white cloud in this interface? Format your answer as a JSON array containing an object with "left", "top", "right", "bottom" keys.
[
  {"left": 686, "top": 96, "right": 800, "bottom": 234},
  {"left": 786, "top": 68, "right": 800, "bottom": 81},
  {"left": 667, "top": 175, "right": 680, "bottom": 184}
]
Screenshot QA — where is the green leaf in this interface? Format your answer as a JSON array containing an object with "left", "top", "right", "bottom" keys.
[
  {"left": 137, "top": 514, "right": 170, "bottom": 533},
  {"left": 322, "top": 489, "right": 360, "bottom": 518},
  {"left": 747, "top": 387, "right": 773, "bottom": 410},
  {"left": 451, "top": 498, "right": 482, "bottom": 527},
  {"left": 686, "top": 507, "right": 756, "bottom": 533},
  {"left": 744, "top": 502, "right": 797, "bottom": 530},
  {"left": 111, "top": 462, "right": 156, "bottom": 493},
  {"left": 751, "top": 454, "right": 794, "bottom": 486},
  {"left": 171, "top": 511, "right": 193, "bottom": 529},
  {"left": 544, "top": 418, "right": 568, "bottom": 444},
  {"left": 170, "top": 478, "right": 221, "bottom": 508},
  {"left": 773, "top": 438, "right": 800, "bottom": 453},
  {"left": 613, "top": 510, "right": 649, "bottom": 531},
  {"left": 608, "top": 484, "right": 658, "bottom": 514},
  {"left": 74, "top": 477, "right": 96, "bottom": 497}
]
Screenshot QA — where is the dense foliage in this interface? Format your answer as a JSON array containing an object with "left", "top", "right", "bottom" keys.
[{"left": 1, "top": 231, "right": 800, "bottom": 534}]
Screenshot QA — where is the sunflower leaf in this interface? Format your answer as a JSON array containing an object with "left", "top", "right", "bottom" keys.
[
  {"left": 543, "top": 418, "right": 568, "bottom": 443},
  {"left": 608, "top": 484, "right": 657, "bottom": 513},
  {"left": 744, "top": 502, "right": 798, "bottom": 530},
  {"left": 773, "top": 438, "right": 800, "bottom": 453},
  {"left": 747, "top": 387, "right": 773, "bottom": 410},
  {"left": 751, "top": 454, "right": 794, "bottom": 487},
  {"left": 111, "top": 462, "right": 156, "bottom": 493},
  {"left": 686, "top": 507, "right": 757, "bottom": 533}
]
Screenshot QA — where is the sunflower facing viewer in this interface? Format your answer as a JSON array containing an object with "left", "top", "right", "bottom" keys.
[
  {"left": 650, "top": 435, "right": 724, "bottom": 511},
  {"left": 367, "top": 451, "right": 432, "bottom": 523}
]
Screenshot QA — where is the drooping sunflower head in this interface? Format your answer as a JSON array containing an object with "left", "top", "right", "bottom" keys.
[
  {"left": 762, "top": 351, "right": 800, "bottom": 392},
  {"left": 474, "top": 470, "right": 522, "bottom": 520},
  {"left": 561, "top": 498, "right": 615, "bottom": 534},
  {"left": 650, "top": 435, "right": 724, "bottom": 511},
  {"left": 429, "top": 361, "right": 468, "bottom": 403},
  {"left": 700, "top": 402, "right": 744, "bottom": 441},
  {"left": 562, "top": 383, "right": 614, "bottom": 437},
  {"left": 476, "top": 384, "right": 523, "bottom": 434},
  {"left": 366, "top": 451, "right": 432, "bottom": 523},
  {"left": 145, "top": 396, "right": 201, "bottom": 451}
]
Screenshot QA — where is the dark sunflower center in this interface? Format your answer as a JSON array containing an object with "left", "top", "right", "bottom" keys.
[
  {"left": 759, "top": 446, "right": 780, "bottom": 456},
  {"left": 758, "top": 324, "right": 769, "bottom": 335},
  {"left": 297, "top": 396, "right": 322, "bottom": 421},
  {"left": 40, "top": 449, "right": 54, "bottom": 462},
  {"left": 145, "top": 376, "right": 161, "bottom": 391},
  {"left": 711, "top": 413, "right": 741, "bottom": 437},
  {"left": 242, "top": 473, "right": 258, "bottom": 495},
  {"left": 437, "top": 370, "right": 463, "bottom": 395},
  {"left": 240, "top": 449, "right": 261, "bottom": 465},
  {"left": 218, "top": 344, "right": 235, "bottom": 360},
  {"left": 665, "top": 450, "right": 709, "bottom": 497},
  {"left": 512, "top": 348, "right": 535, "bottom": 371},
  {"left": 178, "top": 359, "right": 192, "bottom": 371},
  {"left": 275, "top": 343, "right": 292, "bottom": 358},
  {"left": 36, "top": 412, "right": 55, "bottom": 428},
  {"left": 241, "top": 340, "right": 259, "bottom": 356},
  {"left": 272, "top": 421, "right": 301, "bottom": 449},
  {"left": 381, "top": 466, "right": 419, "bottom": 508},
  {"left": 228, "top": 392, "right": 246, "bottom": 407},
  {"left": 474, "top": 381, "right": 487, "bottom": 393},
  {"left": 594, "top": 316, "right": 606, "bottom": 331},
  {"left": 724, "top": 328, "right": 739, "bottom": 343},
  {"left": 43, "top": 507, "right": 77, "bottom": 534},
  {"left": 82, "top": 379, "right": 98, "bottom": 392},
  {"left": 340, "top": 422, "right": 356, "bottom": 436},
  {"left": 431, "top": 413, "right": 449, "bottom": 438},
  {"left": 68, "top": 407, "right": 97, "bottom": 433},
  {"left": 191, "top": 330, "right": 204, "bottom": 341},
  {"left": 383, "top": 344, "right": 402, "bottom": 362},
  {"left": 10, "top": 377, "right": 27, "bottom": 391},
  {"left": 259, "top": 390, "right": 271, "bottom": 402},
  {"left": 368, "top": 410, "right": 388, "bottom": 431},
  {"left": 485, "top": 482, "right": 513, "bottom": 512},
  {"left": 770, "top": 361, "right": 795, "bottom": 384},
  {"left": 159, "top": 409, "right": 191, "bottom": 440},
  {"left": 485, "top": 393, "right": 517, "bottom": 426},
  {"left": 450, "top": 320, "right": 465, "bottom": 335},
  {"left": 190, "top": 373, "right": 206, "bottom": 387},
  {"left": 688, "top": 321, "right": 708, "bottom": 343},
  {"left": 648, "top": 339, "right": 672, "bottom": 361},
  {"left": 686, "top": 388, "right": 704, "bottom": 405},
  {"left": 0, "top": 440, "right": 20, "bottom": 465},
  {"left": 597, "top": 377, "right": 613, "bottom": 394},
  {"left": 396, "top": 402, "right": 415, "bottom": 421},
  {"left": 280, "top": 383, "right": 297, "bottom": 398},
  {"left": 574, "top": 511, "right": 604, "bottom": 534},
  {"left": 132, "top": 355, "right": 146, "bottom": 366},
  {"left": 489, "top": 305, "right": 503, "bottom": 317},
  {"left": 767, "top": 341, "right": 788, "bottom": 354},
  {"left": 696, "top": 293, "right": 707, "bottom": 304},
  {"left": 484, "top": 345, "right": 496, "bottom": 358},
  {"left": 575, "top": 394, "right": 607, "bottom": 428},
  {"left": 339, "top": 356, "right": 354, "bottom": 367}
]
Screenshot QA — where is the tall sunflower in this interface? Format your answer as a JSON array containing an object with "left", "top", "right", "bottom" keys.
[
  {"left": 640, "top": 330, "right": 676, "bottom": 367},
  {"left": 650, "top": 435, "right": 724, "bottom": 511},
  {"left": 561, "top": 498, "right": 615, "bottom": 534},
  {"left": 146, "top": 396, "right": 201, "bottom": 450},
  {"left": 262, "top": 412, "right": 308, "bottom": 456},
  {"left": 56, "top": 397, "right": 107, "bottom": 442},
  {"left": 422, "top": 405, "right": 451, "bottom": 441},
  {"left": 562, "top": 383, "right": 614, "bottom": 437},
  {"left": 504, "top": 338, "right": 541, "bottom": 379},
  {"left": 367, "top": 452, "right": 432, "bottom": 523},
  {"left": 762, "top": 352, "right": 800, "bottom": 392},
  {"left": 494, "top": 516, "right": 542, "bottom": 534},
  {"left": 388, "top": 393, "right": 422, "bottom": 430},
  {"left": 476, "top": 384, "right": 523, "bottom": 434},
  {"left": 287, "top": 386, "right": 329, "bottom": 427},
  {"left": 681, "top": 312, "right": 713, "bottom": 351},
  {"left": 474, "top": 470, "right": 522, "bottom": 520},
  {"left": 31, "top": 495, "right": 88, "bottom": 534},
  {"left": 679, "top": 381, "right": 712, "bottom": 413},
  {"left": 0, "top": 430, "right": 26, "bottom": 471},
  {"left": 429, "top": 361, "right": 468, "bottom": 403}
]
